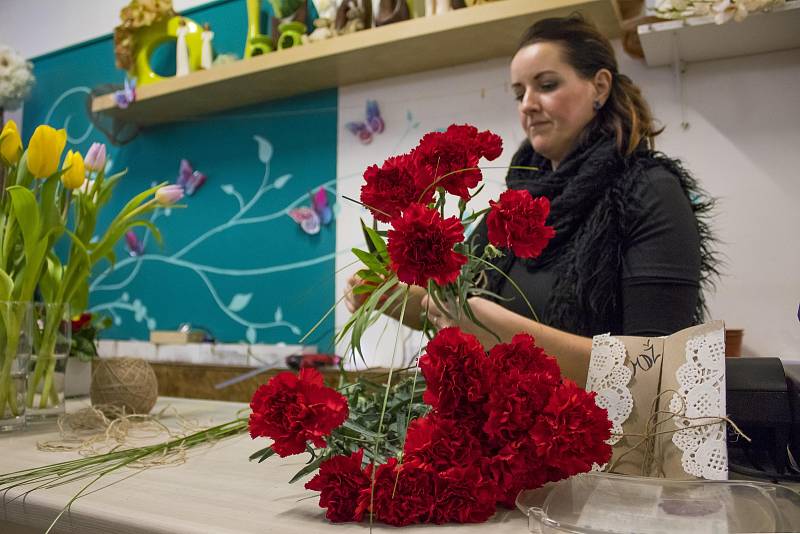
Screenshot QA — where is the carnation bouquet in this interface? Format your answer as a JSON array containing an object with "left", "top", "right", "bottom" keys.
[
  {"left": 247, "top": 124, "right": 614, "bottom": 525},
  {"left": 0, "top": 124, "right": 613, "bottom": 529}
]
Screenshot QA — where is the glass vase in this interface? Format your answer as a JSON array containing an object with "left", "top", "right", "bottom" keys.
[
  {"left": 27, "top": 302, "right": 70, "bottom": 421},
  {"left": 0, "top": 301, "right": 33, "bottom": 432}
]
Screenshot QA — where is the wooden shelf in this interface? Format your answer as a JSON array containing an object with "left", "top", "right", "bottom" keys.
[
  {"left": 92, "top": 0, "right": 620, "bottom": 126},
  {"left": 638, "top": 0, "right": 800, "bottom": 66}
]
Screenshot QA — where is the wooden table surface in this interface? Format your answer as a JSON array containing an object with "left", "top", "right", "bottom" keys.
[{"left": 0, "top": 397, "right": 528, "bottom": 534}]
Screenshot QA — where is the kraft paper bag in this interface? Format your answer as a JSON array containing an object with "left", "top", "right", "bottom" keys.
[{"left": 587, "top": 321, "right": 727, "bottom": 480}]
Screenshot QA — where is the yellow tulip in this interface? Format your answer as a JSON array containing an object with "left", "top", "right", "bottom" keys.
[
  {"left": 26, "top": 125, "right": 67, "bottom": 178},
  {"left": 0, "top": 120, "right": 22, "bottom": 165},
  {"left": 61, "top": 150, "right": 86, "bottom": 190}
]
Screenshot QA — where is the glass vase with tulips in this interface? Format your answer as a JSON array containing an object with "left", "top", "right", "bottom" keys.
[{"left": 0, "top": 120, "right": 183, "bottom": 422}]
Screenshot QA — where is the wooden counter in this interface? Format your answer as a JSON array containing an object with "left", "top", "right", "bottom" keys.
[{"left": 0, "top": 397, "right": 527, "bottom": 533}]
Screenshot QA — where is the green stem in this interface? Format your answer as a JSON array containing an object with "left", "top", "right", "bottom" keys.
[
  {"left": 38, "top": 355, "right": 58, "bottom": 410},
  {"left": 27, "top": 302, "right": 66, "bottom": 409},
  {"left": 0, "top": 312, "right": 23, "bottom": 418}
]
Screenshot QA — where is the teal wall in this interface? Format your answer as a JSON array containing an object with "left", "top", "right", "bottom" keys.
[{"left": 21, "top": 0, "right": 337, "bottom": 348}]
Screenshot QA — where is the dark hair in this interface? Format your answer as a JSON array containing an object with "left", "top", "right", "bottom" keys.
[{"left": 516, "top": 14, "right": 662, "bottom": 156}]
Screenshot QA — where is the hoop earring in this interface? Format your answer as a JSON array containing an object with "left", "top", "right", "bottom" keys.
[{"left": 593, "top": 100, "right": 602, "bottom": 111}]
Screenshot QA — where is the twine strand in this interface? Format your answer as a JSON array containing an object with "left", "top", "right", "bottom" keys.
[{"left": 606, "top": 389, "right": 750, "bottom": 475}]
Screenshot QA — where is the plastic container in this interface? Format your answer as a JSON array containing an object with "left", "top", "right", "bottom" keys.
[{"left": 516, "top": 472, "right": 800, "bottom": 533}]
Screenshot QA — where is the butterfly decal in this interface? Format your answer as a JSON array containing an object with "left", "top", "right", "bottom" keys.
[
  {"left": 125, "top": 231, "right": 145, "bottom": 257},
  {"left": 345, "top": 99, "right": 385, "bottom": 145},
  {"left": 288, "top": 187, "right": 334, "bottom": 235},
  {"left": 113, "top": 78, "right": 137, "bottom": 109},
  {"left": 177, "top": 159, "right": 207, "bottom": 196}
]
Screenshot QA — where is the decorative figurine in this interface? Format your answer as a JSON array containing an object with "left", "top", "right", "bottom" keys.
[
  {"left": 425, "top": 0, "right": 451, "bottom": 15},
  {"left": 175, "top": 18, "right": 190, "bottom": 76},
  {"left": 308, "top": 0, "right": 336, "bottom": 40},
  {"left": 244, "top": 0, "right": 273, "bottom": 57},
  {"left": 375, "top": 0, "right": 410, "bottom": 26},
  {"left": 335, "top": 0, "right": 372, "bottom": 34},
  {"left": 270, "top": 0, "right": 308, "bottom": 50},
  {"left": 114, "top": 1, "right": 204, "bottom": 85},
  {"left": 201, "top": 23, "right": 214, "bottom": 69},
  {"left": 307, "top": 18, "right": 335, "bottom": 42}
]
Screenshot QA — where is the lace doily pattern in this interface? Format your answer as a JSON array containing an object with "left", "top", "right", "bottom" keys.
[
  {"left": 669, "top": 328, "right": 728, "bottom": 480},
  {"left": 587, "top": 334, "right": 633, "bottom": 447}
]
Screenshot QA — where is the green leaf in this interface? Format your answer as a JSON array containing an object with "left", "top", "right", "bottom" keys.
[
  {"left": 341, "top": 419, "right": 382, "bottom": 439},
  {"left": 39, "top": 174, "right": 63, "bottom": 234},
  {"left": 288, "top": 454, "right": 325, "bottom": 484},
  {"left": 39, "top": 254, "right": 63, "bottom": 303},
  {"left": 362, "top": 221, "right": 388, "bottom": 259},
  {"left": 356, "top": 268, "right": 383, "bottom": 284},
  {"left": 69, "top": 277, "right": 89, "bottom": 315},
  {"left": 0, "top": 269, "right": 12, "bottom": 302},
  {"left": 248, "top": 446, "right": 276, "bottom": 463},
  {"left": 351, "top": 248, "right": 388, "bottom": 276},
  {"left": 6, "top": 186, "right": 40, "bottom": 263}
]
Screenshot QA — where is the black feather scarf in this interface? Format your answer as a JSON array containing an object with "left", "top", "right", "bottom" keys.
[{"left": 482, "top": 133, "right": 718, "bottom": 336}]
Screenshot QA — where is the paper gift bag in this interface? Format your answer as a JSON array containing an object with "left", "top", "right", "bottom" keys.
[{"left": 587, "top": 321, "right": 727, "bottom": 480}]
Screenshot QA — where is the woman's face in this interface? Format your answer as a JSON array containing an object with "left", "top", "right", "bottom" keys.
[{"left": 510, "top": 42, "right": 602, "bottom": 169}]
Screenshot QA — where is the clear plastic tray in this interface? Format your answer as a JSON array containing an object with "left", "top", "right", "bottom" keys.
[{"left": 516, "top": 472, "right": 800, "bottom": 533}]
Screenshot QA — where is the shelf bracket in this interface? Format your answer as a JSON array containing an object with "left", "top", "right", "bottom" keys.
[{"left": 670, "top": 30, "right": 690, "bottom": 130}]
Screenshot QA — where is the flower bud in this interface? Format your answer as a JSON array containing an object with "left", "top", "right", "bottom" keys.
[
  {"left": 61, "top": 150, "right": 86, "bottom": 190},
  {"left": 155, "top": 184, "right": 184, "bottom": 206},
  {"left": 0, "top": 120, "right": 22, "bottom": 165},
  {"left": 84, "top": 142, "right": 107, "bottom": 172},
  {"left": 26, "top": 124, "right": 67, "bottom": 178}
]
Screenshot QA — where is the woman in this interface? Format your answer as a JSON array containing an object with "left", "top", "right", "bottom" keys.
[{"left": 345, "top": 15, "right": 716, "bottom": 387}]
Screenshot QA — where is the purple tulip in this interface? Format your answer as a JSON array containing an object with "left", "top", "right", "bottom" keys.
[
  {"left": 84, "top": 142, "right": 107, "bottom": 172},
  {"left": 155, "top": 184, "right": 184, "bottom": 206}
]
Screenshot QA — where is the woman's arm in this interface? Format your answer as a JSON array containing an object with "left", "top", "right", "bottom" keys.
[{"left": 423, "top": 295, "right": 592, "bottom": 388}]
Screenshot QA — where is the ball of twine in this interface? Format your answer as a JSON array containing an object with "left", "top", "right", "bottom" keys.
[{"left": 91, "top": 357, "right": 158, "bottom": 417}]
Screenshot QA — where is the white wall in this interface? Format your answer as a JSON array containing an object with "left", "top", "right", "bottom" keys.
[
  {"left": 2, "top": 1, "right": 798, "bottom": 362},
  {"left": 0, "top": 0, "right": 209, "bottom": 60},
  {"left": 336, "top": 44, "right": 800, "bottom": 366}
]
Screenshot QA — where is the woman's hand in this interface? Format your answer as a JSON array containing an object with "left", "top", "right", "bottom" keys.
[
  {"left": 344, "top": 273, "right": 369, "bottom": 313},
  {"left": 420, "top": 295, "right": 503, "bottom": 348}
]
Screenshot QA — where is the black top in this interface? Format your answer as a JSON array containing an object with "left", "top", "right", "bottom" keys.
[{"left": 473, "top": 165, "right": 702, "bottom": 337}]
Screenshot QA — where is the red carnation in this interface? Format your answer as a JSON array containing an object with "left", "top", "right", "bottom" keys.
[
  {"left": 248, "top": 368, "right": 349, "bottom": 457},
  {"left": 357, "top": 458, "right": 437, "bottom": 526},
  {"left": 71, "top": 313, "right": 92, "bottom": 332},
  {"left": 403, "top": 413, "right": 483, "bottom": 471},
  {"left": 531, "top": 380, "right": 613, "bottom": 477},
  {"left": 387, "top": 204, "right": 467, "bottom": 287},
  {"left": 480, "top": 441, "right": 549, "bottom": 508},
  {"left": 487, "top": 190, "right": 555, "bottom": 259},
  {"left": 487, "top": 333, "right": 561, "bottom": 377},
  {"left": 305, "top": 449, "right": 371, "bottom": 523},
  {"left": 360, "top": 154, "right": 434, "bottom": 223},
  {"left": 412, "top": 124, "right": 503, "bottom": 199},
  {"left": 433, "top": 465, "right": 497, "bottom": 524},
  {"left": 418, "top": 327, "right": 490, "bottom": 418}
]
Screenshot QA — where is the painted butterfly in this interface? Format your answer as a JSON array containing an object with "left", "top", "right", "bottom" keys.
[
  {"left": 177, "top": 159, "right": 207, "bottom": 196},
  {"left": 345, "top": 99, "right": 385, "bottom": 145},
  {"left": 113, "top": 78, "right": 136, "bottom": 109},
  {"left": 288, "top": 187, "right": 334, "bottom": 235}
]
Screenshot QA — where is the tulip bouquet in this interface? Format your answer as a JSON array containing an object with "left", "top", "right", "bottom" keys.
[{"left": 0, "top": 119, "right": 183, "bottom": 420}]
